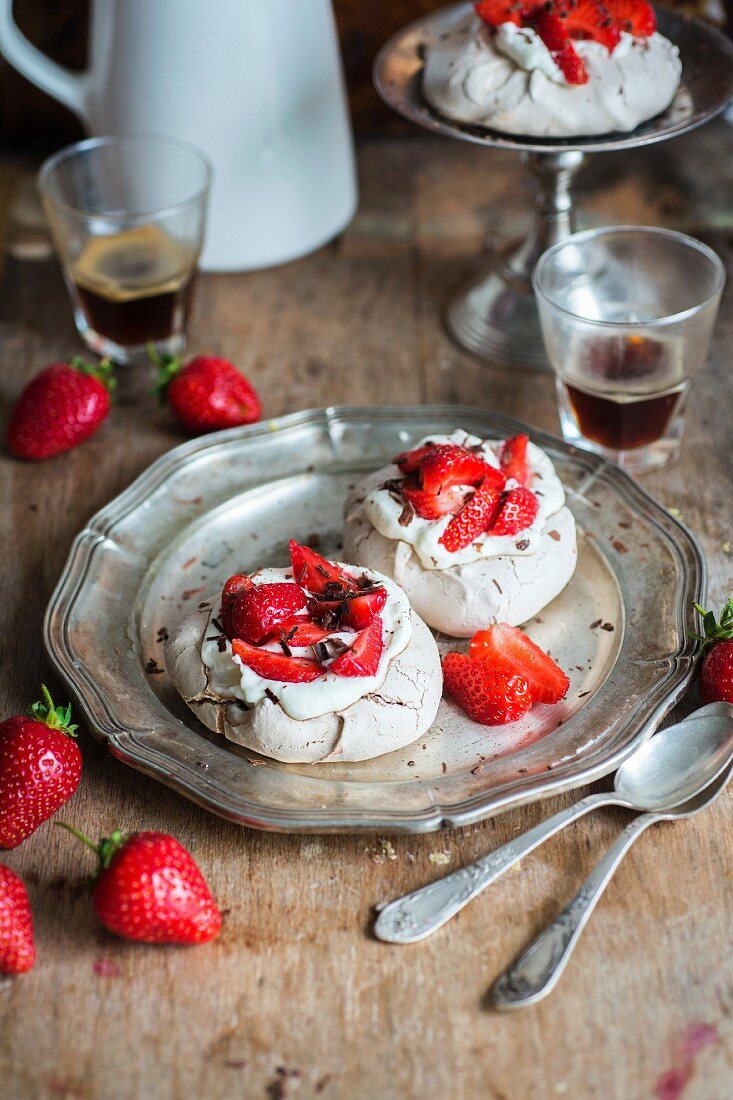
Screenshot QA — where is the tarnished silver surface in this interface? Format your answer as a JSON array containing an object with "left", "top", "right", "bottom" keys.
[
  {"left": 44, "top": 406, "right": 704, "bottom": 833},
  {"left": 374, "top": 4, "right": 733, "bottom": 369},
  {"left": 491, "top": 737, "right": 733, "bottom": 1009},
  {"left": 374, "top": 703, "right": 732, "bottom": 940}
]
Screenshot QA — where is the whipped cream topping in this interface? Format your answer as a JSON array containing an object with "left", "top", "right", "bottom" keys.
[
  {"left": 494, "top": 23, "right": 567, "bottom": 85},
  {"left": 422, "top": 9, "right": 682, "bottom": 138},
  {"left": 361, "top": 430, "right": 565, "bottom": 571},
  {"left": 201, "top": 565, "right": 412, "bottom": 722}
]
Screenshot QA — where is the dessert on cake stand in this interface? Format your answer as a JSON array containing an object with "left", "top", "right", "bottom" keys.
[{"left": 374, "top": 3, "right": 733, "bottom": 371}]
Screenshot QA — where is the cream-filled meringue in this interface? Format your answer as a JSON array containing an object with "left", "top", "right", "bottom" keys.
[
  {"left": 422, "top": 8, "right": 681, "bottom": 137},
  {"left": 342, "top": 430, "right": 578, "bottom": 637},
  {"left": 166, "top": 553, "right": 442, "bottom": 763}
]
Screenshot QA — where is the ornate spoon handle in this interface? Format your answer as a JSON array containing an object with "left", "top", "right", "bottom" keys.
[
  {"left": 490, "top": 812, "right": 656, "bottom": 1009},
  {"left": 374, "top": 791, "right": 615, "bottom": 944}
]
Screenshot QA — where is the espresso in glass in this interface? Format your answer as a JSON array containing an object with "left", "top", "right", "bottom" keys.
[{"left": 39, "top": 136, "right": 211, "bottom": 364}]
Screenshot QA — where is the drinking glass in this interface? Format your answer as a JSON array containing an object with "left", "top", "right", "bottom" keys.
[
  {"left": 38, "top": 135, "right": 212, "bottom": 364},
  {"left": 533, "top": 226, "right": 725, "bottom": 474}
]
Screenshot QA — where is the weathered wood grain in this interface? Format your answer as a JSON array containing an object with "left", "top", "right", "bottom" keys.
[{"left": 0, "top": 122, "right": 732, "bottom": 1100}]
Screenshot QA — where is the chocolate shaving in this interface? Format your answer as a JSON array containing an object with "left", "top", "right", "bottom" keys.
[
  {"left": 264, "top": 688, "right": 278, "bottom": 704},
  {"left": 315, "top": 564, "right": 330, "bottom": 579},
  {"left": 211, "top": 618, "right": 226, "bottom": 635},
  {"left": 280, "top": 639, "right": 293, "bottom": 657},
  {"left": 601, "top": 622, "right": 615, "bottom": 632},
  {"left": 515, "top": 539, "right": 530, "bottom": 551},
  {"left": 398, "top": 501, "right": 414, "bottom": 527},
  {"left": 492, "top": 579, "right": 503, "bottom": 594},
  {"left": 314, "top": 638, "right": 350, "bottom": 663},
  {"left": 381, "top": 477, "right": 404, "bottom": 495},
  {"left": 548, "top": 530, "right": 561, "bottom": 541},
  {"left": 145, "top": 658, "right": 164, "bottom": 676}
]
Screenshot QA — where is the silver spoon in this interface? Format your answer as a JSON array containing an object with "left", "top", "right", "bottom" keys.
[
  {"left": 490, "top": 755, "right": 733, "bottom": 1009},
  {"left": 374, "top": 702, "right": 733, "bottom": 944}
]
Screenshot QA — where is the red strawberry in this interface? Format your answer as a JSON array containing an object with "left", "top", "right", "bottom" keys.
[
  {"left": 610, "top": 0, "right": 656, "bottom": 36},
  {"left": 289, "top": 541, "right": 357, "bottom": 595},
  {"left": 470, "top": 623, "right": 570, "bottom": 704},
  {"left": 220, "top": 573, "right": 254, "bottom": 635},
  {"left": 475, "top": 0, "right": 526, "bottom": 28},
  {"left": 531, "top": 8, "right": 589, "bottom": 84},
  {"left": 277, "top": 617, "right": 331, "bottom": 647},
  {"left": 439, "top": 481, "right": 503, "bottom": 553},
  {"left": 153, "top": 350, "right": 261, "bottom": 435},
  {"left": 232, "top": 638, "right": 324, "bottom": 682},
  {"left": 343, "top": 586, "right": 388, "bottom": 631},
  {"left": 228, "top": 582, "right": 307, "bottom": 644},
  {"left": 561, "top": 0, "right": 621, "bottom": 50},
  {"left": 0, "top": 865, "right": 35, "bottom": 974},
  {"left": 330, "top": 617, "right": 384, "bottom": 677},
  {"left": 0, "top": 687, "right": 82, "bottom": 849},
  {"left": 402, "top": 483, "right": 467, "bottom": 520},
  {"left": 420, "top": 445, "right": 503, "bottom": 494},
  {"left": 499, "top": 433, "right": 530, "bottom": 486},
  {"left": 393, "top": 443, "right": 436, "bottom": 475},
  {"left": 7, "top": 357, "right": 114, "bottom": 461},
  {"left": 442, "top": 653, "right": 532, "bottom": 725},
  {"left": 694, "top": 598, "right": 733, "bottom": 705},
  {"left": 489, "top": 486, "right": 539, "bottom": 536},
  {"left": 61, "top": 826, "right": 221, "bottom": 944}
]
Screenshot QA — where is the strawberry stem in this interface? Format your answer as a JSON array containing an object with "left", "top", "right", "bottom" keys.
[
  {"left": 29, "top": 684, "right": 78, "bottom": 737},
  {"left": 55, "top": 823, "right": 129, "bottom": 873},
  {"left": 69, "top": 356, "right": 117, "bottom": 396},
  {"left": 691, "top": 597, "right": 733, "bottom": 659},
  {"left": 149, "top": 343, "right": 183, "bottom": 403}
]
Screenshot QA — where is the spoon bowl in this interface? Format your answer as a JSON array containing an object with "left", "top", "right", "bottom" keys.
[{"left": 614, "top": 701, "right": 733, "bottom": 811}]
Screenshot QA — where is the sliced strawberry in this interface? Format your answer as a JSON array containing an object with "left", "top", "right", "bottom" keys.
[
  {"left": 475, "top": 0, "right": 526, "bottom": 28},
  {"left": 470, "top": 623, "right": 570, "bottom": 704},
  {"left": 532, "top": 8, "right": 589, "bottom": 84},
  {"left": 289, "top": 540, "right": 358, "bottom": 596},
  {"left": 232, "top": 639, "right": 324, "bottom": 683},
  {"left": 499, "top": 434, "right": 530, "bottom": 486},
  {"left": 220, "top": 573, "right": 254, "bottom": 634},
  {"left": 609, "top": 0, "right": 656, "bottom": 36},
  {"left": 438, "top": 481, "right": 503, "bottom": 553},
  {"left": 276, "top": 617, "right": 331, "bottom": 647},
  {"left": 343, "top": 587, "right": 388, "bottom": 630},
  {"left": 228, "top": 582, "right": 307, "bottom": 645},
  {"left": 489, "top": 487, "right": 539, "bottom": 536},
  {"left": 442, "top": 652, "right": 532, "bottom": 725},
  {"left": 329, "top": 617, "right": 384, "bottom": 678},
  {"left": 561, "top": 0, "right": 621, "bottom": 50},
  {"left": 393, "top": 444, "right": 435, "bottom": 475},
  {"left": 402, "top": 482, "right": 467, "bottom": 520},
  {"left": 420, "top": 445, "right": 502, "bottom": 494}
]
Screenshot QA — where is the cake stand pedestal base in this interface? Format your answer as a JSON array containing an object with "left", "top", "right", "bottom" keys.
[{"left": 445, "top": 151, "right": 585, "bottom": 372}]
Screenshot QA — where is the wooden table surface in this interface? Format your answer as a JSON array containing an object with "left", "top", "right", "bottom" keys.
[{"left": 1, "top": 120, "right": 732, "bottom": 1100}]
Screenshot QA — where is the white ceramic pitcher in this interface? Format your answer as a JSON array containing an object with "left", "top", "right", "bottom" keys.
[{"left": 0, "top": 0, "right": 358, "bottom": 271}]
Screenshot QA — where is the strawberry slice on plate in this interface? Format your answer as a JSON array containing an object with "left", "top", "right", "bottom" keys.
[
  {"left": 439, "top": 481, "right": 503, "bottom": 553},
  {"left": 289, "top": 540, "right": 358, "bottom": 595},
  {"left": 232, "top": 639, "right": 324, "bottom": 682},
  {"left": 420, "top": 444, "right": 502, "bottom": 494},
  {"left": 489, "top": 486, "right": 539, "bottom": 537},
  {"left": 330, "top": 617, "right": 384, "bottom": 678},
  {"left": 531, "top": 8, "right": 589, "bottom": 84},
  {"left": 470, "top": 623, "right": 570, "bottom": 704},
  {"left": 228, "top": 582, "right": 307, "bottom": 645},
  {"left": 499, "top": 434, "right": 530, "bottom": 485},
  {"left": 442, "top": 652, "right": 532, "bottom": 725},
  {"left": 402, "top": 483, "right": 467, "bottom": 520}
]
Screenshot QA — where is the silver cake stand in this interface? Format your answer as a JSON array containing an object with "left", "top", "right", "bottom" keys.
[{"left": 374, "top": 3, "right": 733, "bottom": 371}]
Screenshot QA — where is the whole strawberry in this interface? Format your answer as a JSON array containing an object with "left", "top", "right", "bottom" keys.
[
  {"left": 694, "top": 597, "right": 733, "bottom": 705},
  {"left": 153, "top": 348, "right": 261, "bottom": 434},
  {"left": 7, "top": 357, "right": 115, "bottom": 460},
  {"left": 0, "top": 865, "right": 35, "bottom": 974},
  {"left": 61, "top": 826, "right": 222, "bottom": 944},
  {"left": 0, "top": 686, "right": 82, "bottom": 849}
]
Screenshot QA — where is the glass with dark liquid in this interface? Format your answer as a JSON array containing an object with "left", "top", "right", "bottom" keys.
[
  {"left": 38, "top": 136, "right": 211, "bottom": 364},
  {"left": 533, "top": 228, "right": 724, "bottom": 474}
]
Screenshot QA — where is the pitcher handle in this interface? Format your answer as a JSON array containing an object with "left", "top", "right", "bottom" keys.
[{"left": 0, "top": 0, "right": 90, "bottom": 125}]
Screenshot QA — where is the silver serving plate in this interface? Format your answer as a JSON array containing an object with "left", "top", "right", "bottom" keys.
[{"left": 44, "top": 407, "right": 704, "bottom": 833}]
